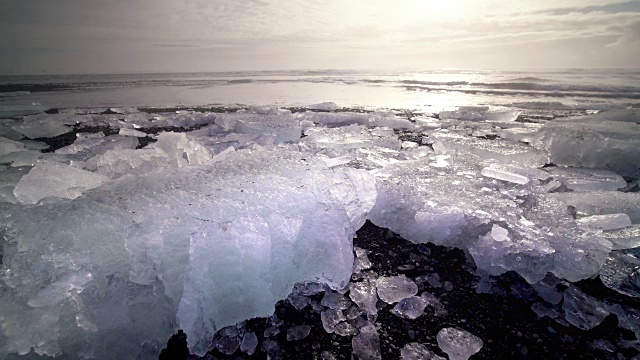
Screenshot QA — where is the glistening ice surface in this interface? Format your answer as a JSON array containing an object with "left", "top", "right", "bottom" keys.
[{"left": 0, "top": 99, "right": 639, "bottom": 358}]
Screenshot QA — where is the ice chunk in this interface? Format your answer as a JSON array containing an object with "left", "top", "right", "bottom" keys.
[
  {"left": 309, "top": 102, "right": 339, "bottom": 111},
  {"left": 562, "top": 285, "right": 610, "bottom": 330},
  {"left": 287, "top": 325, "right": 311, "bottom": 341},
  {"left": 551, "top": 191, "right": 640, "bottom": 223},
  {"left": 27, "top": 272, "right": 93, "bottom": 308},
  {"left": 440, "top": 106, "right": 519, "bottom": 122},
  {"left": 401, "top": 343, "right": 445, "bottom": 360},
  {"left": 0, "top": 136, "right": 25, "bottom": 156},
  {"left": 240, "top": 331, "right": 257, "bottom": 355},
  {"left": 12, "top": 113, "right": 78, "bottom": 139},
  {"left": 321, "top": 291, "right": 351, "bottom": 310},
  {"left": 354, "top": 247, "right": 372, "bottom": 272},
  {"left": 436, "top": 327, "right": 483, "bottom": 360},
  {"left": 532, "top": 116, "right": 640, "bottom": 179},
  {"left": 391, "top": 296, "right": 428, "bottom": 319},
  {"left": 303, "top": 124, "right": 401, "bottom": 152},
  {"left": 1, "top": 149, "right": 375, "bottom": 358},
  {"left": 610, "top": 304, "right": 640, "bottom": 339},
  {"left": 334, "top": 322, "right": 358, "bottom": 337},
  {"left": 351, "top": 324, "right": 381, "bottom": 360},
  {"left": 13, "top": 162, "right": 109, "bottom": 204},
  {"left": 288, "top": 293, "right": 311, "bottom": 310},
  {"left": 349, "top": 279, "right": 378, "bottom": 316},
  {"left": 321, "top": 309, "right": 346, "bottom": 333},
  {"left": 531, "top": 274, "right": 563, "bottom": 305},
  {"left": 480, "top": 165, "right": 530, "bottom": 185},
  {"left": 153, "top": 132, "right": 212, "bottom": 166},
  {"left": 215, "top": 113, "right": 301, "bottom": 144},
  {"left": 376, "top": 275, "right": 418, "bottom": 304},
  {"left": 119, "top": 128, "right": 148, "bottom": 137},
  {"left": 548, "top": 167, "right": 626, "bottom": 192},
  {"left": 578, "top": 214, "right": 632, "bottom": 231},
  {"left": 214, "top": 327, "right": 240, "bottom": 355},
  {"left": 0, "top": 104, "right": 50, "bottom": 118},
  {"left": 599, "top": 248, "right": 640, "bottom": 297}
]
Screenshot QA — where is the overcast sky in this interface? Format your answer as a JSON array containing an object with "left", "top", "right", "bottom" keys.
[{"left": 0, "top": 0, "right": 639, "bottom": 74}]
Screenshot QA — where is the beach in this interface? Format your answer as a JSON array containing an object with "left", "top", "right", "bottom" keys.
[{"left": 0, "top": 70, "right": 639, "bottom": 359}]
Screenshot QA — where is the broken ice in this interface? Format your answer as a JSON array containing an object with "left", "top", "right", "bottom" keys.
[{"left": 436, "top": 327, "right": 483, "bottom": 360}]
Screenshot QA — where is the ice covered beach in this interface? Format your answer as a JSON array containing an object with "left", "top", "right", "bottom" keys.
[{"left": 1, "top": 97, "right": 640, "bottom": 359}]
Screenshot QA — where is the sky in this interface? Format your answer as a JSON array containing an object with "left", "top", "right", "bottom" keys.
[{"left": 0, "top": 0, "right": 639, "bottom": 74}]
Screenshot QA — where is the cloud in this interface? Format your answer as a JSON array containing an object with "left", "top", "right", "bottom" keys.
[{"left": 1, "top": 0, "right": 640, "bottom": 73}]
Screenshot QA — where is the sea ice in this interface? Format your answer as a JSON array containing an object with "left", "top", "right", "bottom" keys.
[
  {"left": 376, "top": 275, "right": 418, "bottom": 304},
  {"left": 436, "top": 327, "right": 483, "bottom": 360}
]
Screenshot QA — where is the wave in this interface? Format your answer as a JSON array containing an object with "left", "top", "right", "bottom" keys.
[{"left": 403, "top": 85, "right": 640, "bottom": 100}]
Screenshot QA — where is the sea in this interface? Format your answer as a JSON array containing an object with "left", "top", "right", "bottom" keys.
[{"left": 1, "top": 68, "right": 639, "bottom": 112}]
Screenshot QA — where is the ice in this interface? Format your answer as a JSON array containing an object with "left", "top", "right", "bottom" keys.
[
  {"left": 432, "top": 130, "right": 548, "bottom": 167},
  {"left": 551, "top": 191, "right": 640, "bottom": 223},
  {"left": 303, "top": 124, "right": 401, "bottom": 152},
  {"left": 577, "top": 214, "right": 632, "bottom": 231},
  {"left": 119, "top": 128, "right": 148, "bottom": 137},
  {"left": 240, "top": 331, "right": 258, "bottom": 355},
  {"left": 214, "top": 326, "right": 240, "bottom": 355},
  {"left": 214, "top": 113, "right": 301, "bottom": 144},
  {"left": 376, "top": 275, "right": 418, "bottom": 304},
  {"left": 436, "top": 327, "right": 483, "bottom": 360},
  {"left": 354, "top": 247, "right": 372, "bottom": 272},
  {"left": 12, "top": 113, "right": 79, "bottom": 139},
  {"left": 321, "top": 308, "right": 346, "bottom": 333},
  {"left": 286, "top": 324, "right": 311, "bottom": 341},
  {"left": 370, "top": 153, "right": 614, "bottom": 283},
  {"left": 334, "top": 322, "right": 359, "bottom": 336},
  {"left": 610, "top": 304, "right": 640, "bottom": 339},
  {"left": 0, "top": 149, "right": 376, "bottom": 357},
  {"left": 303, "top": 111, "right": 412, "bottom": 129},
  {"left": 0, "top": 104, "right": 50, "bottom": 118},
  {"left": 321, "top": 291, "right": 351, "bottom": 310},
  {"left": 0, "top": 150, "right": 39, "bottom": 167},
  {"left": 533, "top": 116, "right": 640, "bottom": 179},
  {"left": 309, "top": 102, "right": 339, "bottom": 111},
  {"left": 531, "top": 273, "right": 563, "bottom": 305},
  {"left": 349, "top": 279, "right": 379, "bottom": 316},
  {"left": 547, "top": 167, "right": 627, "bottom": 192},
  {"left": 13, "top": 162, "right": 109, "bottom": 204},
  {"left": 599, "top": 248, "right": 640, "bottom": 297},
  {"left": 391, "top": 296, "right": 428, "bottom": 319},
  {"left": 351, "top": 324, "right": 381, "bottom": 360},
  {"left": 562, "top": 285, "right": 610, "bottom": 330},
  {"left": 480, "top": 165, "right": 530, "bottom": 185},
  {"left": 401, "top": 343, "right": 445, "bottom": 360},
  {"left": 440, "top": 106, "right": 520, "bottom": 122},
  {"left": 153, "top": 132, "right": 212, "bottom": 166},
  {"left": 0, "top": 136, "right": 25, "bottom": 156},
  {"left": 288, "top": 293, "right": 311, "bottom": 310}
]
